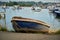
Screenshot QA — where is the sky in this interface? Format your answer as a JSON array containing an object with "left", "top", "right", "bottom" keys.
[{"left": 0, "top": 0, "right": 60, "bottom": 2}]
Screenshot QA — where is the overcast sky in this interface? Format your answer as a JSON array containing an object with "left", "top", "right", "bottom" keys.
[{"left": 0, "top": 0, "right": 60, "bottom": 2}]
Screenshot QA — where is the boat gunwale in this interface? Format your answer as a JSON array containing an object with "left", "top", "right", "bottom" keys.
[{"left": 11, "top": 17, "right": 50, "bottom": 28}]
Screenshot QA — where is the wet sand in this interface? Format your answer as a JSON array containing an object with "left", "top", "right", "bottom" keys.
[{"left": 0, "top": 32, "right": 60, "bottom": 40}]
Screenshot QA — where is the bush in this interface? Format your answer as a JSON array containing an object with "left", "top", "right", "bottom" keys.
[
  {"left": 0, "top": 25, "right": 2, "bottom": 31},
  {"left": 55, "top": 30, "right": 60, "bottom": 34},
  {"left": 0, "top": 14, "right": 2, "bottom": 19},
  {"left": 0, "top": 27, "right": 1, "bottom": 31},
  {"left": 1, "top": 27, "right": 7, "bottom": 31}
]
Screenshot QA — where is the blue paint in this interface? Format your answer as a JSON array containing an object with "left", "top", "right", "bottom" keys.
[{"left": 15, "top": 21, "right": 41, "bottom": 29}]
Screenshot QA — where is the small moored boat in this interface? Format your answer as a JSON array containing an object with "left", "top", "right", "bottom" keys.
[
  {"left": 32, "top": 7, "right": 41, "bottom": 12},
  {"left": 11, "top": 16, "right": 50, "bottom": 33},
  {"left": 54, "top": 11, "right": 60, "bottom": 16},
  {"left": 53, "top": 9, "right": 60, "bottom": 16}
]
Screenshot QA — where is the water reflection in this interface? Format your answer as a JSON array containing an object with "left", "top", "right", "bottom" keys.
[
  {"left": 49, "top": 12, "right": 60, "bottom": 31},
  {"left": 55, "top": 16, "right": 60, "bottom": 22}
]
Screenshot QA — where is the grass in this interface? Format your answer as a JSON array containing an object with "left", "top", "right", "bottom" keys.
[
  {"left": 0, "top": 14, "right": 2, "bottom": 19},
  {"left": 55, "top": 30, "right": 60, "bottom": 34},
  {"left": 0, "top": 27, "right": 1, "bottom": 31},
  {"left": 0, "top": 27, "right": 7, "bottom": 31}
]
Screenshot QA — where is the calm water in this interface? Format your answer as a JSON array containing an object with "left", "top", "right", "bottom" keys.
[{"left": 0, "top": 7, "right": 60, "bottom": 31}]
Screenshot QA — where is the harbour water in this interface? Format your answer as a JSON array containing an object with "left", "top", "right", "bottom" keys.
[{"left": 0, "top": 7, "right": 60, "bottom": 32}]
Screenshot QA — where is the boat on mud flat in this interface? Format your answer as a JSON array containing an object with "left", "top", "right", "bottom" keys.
[{"left": 11, "top": 16, "right": 50, "bottom": 33}]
